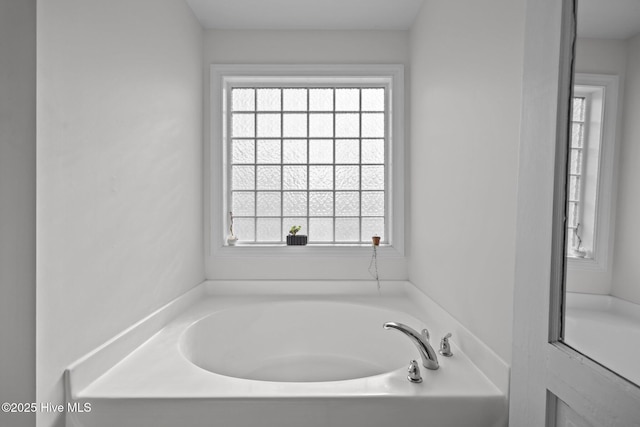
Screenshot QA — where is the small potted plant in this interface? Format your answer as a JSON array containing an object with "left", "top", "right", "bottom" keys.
[{"left": 286, "top": 225, "right": 307, "bottom": 246}]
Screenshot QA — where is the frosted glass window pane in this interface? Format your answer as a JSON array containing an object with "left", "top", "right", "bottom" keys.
[
  {"left": 257, "top": 89, "right": 281, "bottom": 111},
  {"left": 335, "top": 192, "right": 359, "bottom": 216},
  {"left": 232, "top": 89, "right": 255, "bottom": 111},
  {"left": 362, "top": 88, "right": 384, "bottom": 111},
  {"left": 571, "top": 123, "right": 584, "bottom": 148},
  {"left": 335, "top": 114, "right": 359, "bottom": 138},
  {"left": 283, "top": 218, "right": 307, "bottom": 236},
  {"left": 283, "top": 192, "right": 307, "bottom": 216},
  {"left": 257, "top": 192, "right": 281, "bottom": 216},
  {"left": 361, "top": 165, "right": 384, "bottom": 190},
  {"left": 283, "top": 139, "right": 307, "bottom": 164},
  {"left": 335, "top": 166, "right": 359, "bottom": 190},
  {"left": 232, "top": 166, "right": 255, "bottom": 190},
  {"left": 257, "top": 114, "right": 281, "bottom": 138},
  {"left": 361, "top": 139, "right": 384, "bottom": 164},
  {"left": 283, "top": 166, "right": 307, "bottom": 190},
  {"left": 335, "top": 139, "right": 359, "bottom": 164},
  {"left": 257, "top": 218, "right": 282, "bottom": 241},
  {"left": 362, "top": 217, "right": 384, "bottom": 242},
  {"left": 309, "top": 166, "right": 333, "bottom": 190},
  {"left": 257, "top": 140, "right": 281, "bottom": 164},
  {"left": 232, "top": 140, "right": 255, "bottom": 164},
  {"left": 309, "top": 114, "right": 333, "bottom": 137},
  {"left": 567, "top": 228, "right": 577, "bottom": 250},
  {"left": 573, "top": 97, "right": 585, "bottom": 121},
  {"left": 568, "top": 202, "right": 578, "bottom": 228},
  {"left": 233, "top": 218, "right": 255, "bottom": 242},
  {"left": 309, "top": 218, "right": 333, "bottom": 242},
  {"left": 570, "top": 203, "right": 578, "bottom": 229},
  {"left": 283, "top": 89, "right": 307, "bottom": 111},
  {"left": 309, "top": 140, "right": 333, "bottom": 164},
  {"left": 283, "top": 113, "right": 307, "bottom": 138},
  {"left": 232, "top": 114, "right": 255, "bottom": 138},
  {"left": 570, "top": 149, "right": 582, "bottom": 175},
  {"left": 362, "top": 113, "right": 384, "bottom": 138},
  {"left": 335, "top": 218, "right": 360, "bottom": 242},
  {"left": 335, "top": 89, "right": 359, "bottom": 111},
  {"left": 361, "top": 191, "right": 384, "bottom": 216},
  {"left": 257, "top": 166, "right": 281, "bottom": 190},
  {"left": 569, "top": 176, "right": 581, "bottom": 201},
  {"left": 231, "top": 192, "right": 255, "bottom": 216},
  {"left": 309, "top": 192, "right": 333, "bottom": 216},
  {"left": 309, "top": 89, "right": 333, "bottom": 111}
]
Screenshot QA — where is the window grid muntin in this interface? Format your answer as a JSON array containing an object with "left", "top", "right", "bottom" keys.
[
  {"left": 567, "top": 96, "right": 587, "bottom": 252},
  {"left": 229, "top": 86, "right": 386, "bottom": 244}
]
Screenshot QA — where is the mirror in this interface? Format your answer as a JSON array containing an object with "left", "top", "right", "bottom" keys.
[{"left": 562, "top": 0, "right": 640, "bottom": 386}]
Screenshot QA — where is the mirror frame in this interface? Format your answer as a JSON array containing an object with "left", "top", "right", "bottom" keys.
[{"left": 510, "top": 0, "right": 640, "bottom": 425}]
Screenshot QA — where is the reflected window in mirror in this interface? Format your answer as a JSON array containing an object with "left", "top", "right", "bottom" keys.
[
  {"left": 567, "top": 94, "right": 587, "bottom": 257},
  {"left": 566, "top": 74, "right": 619, "bottom": 270},
  {"left": 567, "top": 88, "right": 601, "bottom": 258}
]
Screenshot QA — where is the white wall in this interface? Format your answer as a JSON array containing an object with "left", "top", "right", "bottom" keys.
[
  {"left": 204, "top": 30, "right": 410, "bottom": 280},
  {"left": 567, "top": 38, "right": 627, "bottom": 295},
  {"left": 408, "top": 0, "right": 525, "bottom": 363},
  {"left": 575, "top": 38, "right": 628, "bottom": 76},
  {"left": 36, "top": 1, "right": 204, "bottom": 426},
  {"left": 0, "top": 1, "right": 36, "bottom": 427},
  {"left": 612, "top": 33, "right": 640, "bottom": 304}
]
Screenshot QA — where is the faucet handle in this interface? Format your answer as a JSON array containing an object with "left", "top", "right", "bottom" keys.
[
  {"left": 439, "top": 333, "right": 453, "bottom": 357},
  {"left": 407, "top": 360, "right": 423, "bottom": 383},
  {"left": 421, "top": 328, "right": 430, "bottom": 342}
]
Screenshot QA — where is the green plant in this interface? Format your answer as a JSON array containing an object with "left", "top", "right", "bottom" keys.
[{"left": 289, "top": 225, "right": 302, "bottom": 236}]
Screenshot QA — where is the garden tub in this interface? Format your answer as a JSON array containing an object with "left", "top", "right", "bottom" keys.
[{"left": 65, "top": 281, "right": 508, "bottom": 427}]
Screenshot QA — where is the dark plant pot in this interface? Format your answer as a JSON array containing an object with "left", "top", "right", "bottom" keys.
[{"left": 286, "top": 235, "right": 308, "bottom": 246}]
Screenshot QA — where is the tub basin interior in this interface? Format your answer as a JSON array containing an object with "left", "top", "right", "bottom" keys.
[{"left": 179, "top": 301, "right": 419, "bottom": 382}]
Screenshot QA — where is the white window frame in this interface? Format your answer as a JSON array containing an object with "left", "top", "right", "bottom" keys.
[
  {"left": 207, "top": 64, "right": 405, "bottom": 258},
  {"left": 567, "top": 73, "right": 619, "bottom": 272}
]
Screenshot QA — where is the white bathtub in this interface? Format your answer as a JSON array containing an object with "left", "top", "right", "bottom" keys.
[
  {"left": 180, "top": 301, "right": 425, "bottom": 382},
  {"left": 65, "top": 281, "right": 508, "bottom": 427}
]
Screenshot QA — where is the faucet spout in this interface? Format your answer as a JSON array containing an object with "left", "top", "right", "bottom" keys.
[{"left": 383, "top": 322, "right": 439, "bottom": 370}]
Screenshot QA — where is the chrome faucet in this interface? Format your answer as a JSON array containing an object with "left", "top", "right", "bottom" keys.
[{"left": 383, "top": 322, "right": 439, "bottom": 370}]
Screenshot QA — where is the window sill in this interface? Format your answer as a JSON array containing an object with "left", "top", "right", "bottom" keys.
[
  {"left": 567, "top": 255, "right": 606, "bottom": 272},
  {"left": 212, "top": 243, "right": 404, "bottom": 258}
]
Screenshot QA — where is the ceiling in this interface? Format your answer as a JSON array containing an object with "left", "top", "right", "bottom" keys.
[
  {"left": 186, "top": 0, "right": 640, "bottom": 40},
  {"left": 185, "top": 0, "right": 425, "bottom": 30},
  {"left": 577, "top": 0, "right": 640, "bottom": 40}
]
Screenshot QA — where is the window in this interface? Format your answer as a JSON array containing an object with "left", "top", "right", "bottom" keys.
[
  {"left": 209, "top": 65, "right": 405, "bottom": 252},
  {"left": 229, "top": 86, "right": 386, "bottom": 244},
  {"left": 567, "top": 95, "right": 588, "bottom": 255},
  {"left": 566, "top": 74, "right": 619, "bottom": 269}
]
